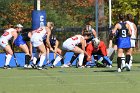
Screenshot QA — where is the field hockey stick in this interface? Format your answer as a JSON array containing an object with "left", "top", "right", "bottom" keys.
[
  {"left": 9, "top": 40, "right": 20, "bottom": 67},
  {"left": 131, "top": 38, "right": 140, "bottom": 40},
  {"left": 13, "top": 53, "right": 20, "bottom": 67}
]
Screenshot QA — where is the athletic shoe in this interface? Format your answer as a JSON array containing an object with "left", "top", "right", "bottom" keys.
[
  {"left": 24, "top": 64, "right": 28, "bottom": 68},
  {"left": 3, "top": 65, "right": 11, "bottom": 69},
  {"left": 50, "top": 65, "right": 55, "bottom": 68},
  {"left": 37, "top": 66, "right": 43, "bottom": 70},
  {"left": 31, "top": 64, "right": 37, "bottom": 69},
  {"left": 61, "top": 64, "right": 70, "bottom": 68},
  {"left": 27, "top": 65, "right": 32, "bottom": 68},
  {"left": 67, "top": 62, "right": 72, "bottom": 67},
  {"left": 125, "top": 63, "right": 131, "bottom": 71},
  {"left": 106, "top": 65, "right": 112, "bottom": 68},
  {"left": 117, "top": 68, "right": 121, "bottom": 72}
]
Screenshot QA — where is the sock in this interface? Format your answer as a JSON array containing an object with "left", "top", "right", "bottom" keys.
[
  {"left": 32, "top": 52, "right": 39, "bottom": 65},
  {"left": 126, "top": 55, "right": 131, "bottom": 64},
  {"left": 5, "top": 54, "right": 12, "bottom": 66},
  {"left": 78, "top": 53, "right": 84, "bottom": 66},
  {"left": 39, "top": 54, "right": 46, "bottom": 67},
  {"left": 25, "top": 55, "right": 30, "bottom": 65},
  {"left": 70, "top": 54, "right": 78, "bottom": 64},
  {"left": 60, "top": 59, "right": 64, "bottom": 65},
  {"left": 121, "top": 57, "right": 125, "bottom": 67},
  {"left": 117, "top": 57, "right": 122, "bottom": 68},
  {"left": 33, "top": 57, "right": 37, "bottom": 65},
  {"left": 129, "top": 56, "right": 133, "bottom": 66},
  {"left": 53, "top": 56, "right": 62, "bottom": 66},
  {"left": 51, "top": 59, "right": 55, "bottom": 64},
  {"left": 36, "top": 58, "right": 40, "bottom": 65}
]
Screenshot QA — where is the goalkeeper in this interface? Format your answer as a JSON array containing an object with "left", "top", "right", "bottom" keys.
[{"left": 83, "top": 37, "right": 112, "bottom": 67}]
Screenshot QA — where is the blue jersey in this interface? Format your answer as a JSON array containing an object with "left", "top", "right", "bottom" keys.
[
  {"left": 117, "top": 22, "right": 131, "bottom": 48},
  {"left": 14, "top": 34, "right": 26, "bottom": 47}
]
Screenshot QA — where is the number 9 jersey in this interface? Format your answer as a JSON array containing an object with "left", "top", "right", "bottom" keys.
[{"left": 117, "top": 22, "right": 131, "bottom": 48}]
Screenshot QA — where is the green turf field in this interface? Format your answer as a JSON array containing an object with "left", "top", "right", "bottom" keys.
[{"left": 0, "top": 53, "right": 140, "bottom": 93}]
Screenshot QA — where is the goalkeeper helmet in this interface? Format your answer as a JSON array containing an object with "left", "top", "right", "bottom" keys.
[{"left": 92, "top": 37, "right": 100, "bottom": 48}]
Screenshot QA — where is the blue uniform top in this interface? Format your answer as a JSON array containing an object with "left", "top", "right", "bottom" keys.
[
  {"left": 117, "top": 22, "right": 131, "bottom": 48},
  {"left": 14, "top": 34, "right": 26, "bottom": 47},
  {"left": 14, "top": 32, "right": 30, "bottom": 47}
]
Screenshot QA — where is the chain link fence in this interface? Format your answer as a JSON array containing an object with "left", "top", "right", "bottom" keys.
[{"left": 0, "top": 26, "right": 140, "bottom": 52}]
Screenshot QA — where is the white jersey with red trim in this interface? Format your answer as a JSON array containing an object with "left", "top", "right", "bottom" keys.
[
  {"left": 0, "top": 28, "right": 15, "bottom": 41},
  {"left": 31, "top": 26, "right": 47, "bottom": 47},
  {"left": 32, "top": 26, "right": 47, "bottom": 39},
  {"left": 126, "top": 21, "right": 136, "bottom": 38},
  {"left": 126, "top": 21, "right": 136, "bottom": 47},
  {"left": 62, "top": 35, "right": 84, "bottom": 51},
  {"left": 69, "top": 35, "right": 84, "bottom": 46}
]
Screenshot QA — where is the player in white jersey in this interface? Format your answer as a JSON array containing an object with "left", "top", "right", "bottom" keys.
[
  {"left": 0, "top": 24, "right": 23, "bottom": 69},
  {"left": 51, "top": 34, "right": 90, "bottom": 68},
  {"left": 65, "top": 17, "right": 97, "bottom": 68},
  {"left": 124, "top": 14, "right": 137, "bottom": 68},
  {"left": 31, "top": 22, "right": 54, "bottom": 70}
]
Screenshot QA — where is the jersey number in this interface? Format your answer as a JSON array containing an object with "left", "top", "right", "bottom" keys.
[
  {"left": 2, "top": 32, "right": 9, "bottom": 36},
  {"left": 71, "top": 36, "right": 78, "bottom": 40},
  {"left": 35, "top": 28, "right": 43, "bottom": 33},
  {"left": 122, "top": 30, "right": 126, "bottom": 37}
]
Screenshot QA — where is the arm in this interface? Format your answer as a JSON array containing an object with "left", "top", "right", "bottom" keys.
[
  {"left": 92, "top": 29, "right": 97, "bottom": 38},
  {"left": 108, "top": 32, "right": 114, "bottom": 48},
  {"left": 112, "top": 23, "right": 119, "bottom": 34},
  {"left": 81, "top": 38, "right": 89, "bottom": 57},
  {"left": 11, "top": 30, "right": 18, "bottom": 48},
  {"left": 126, "top": 24, "right": 132, "bottom": 36},
  {"left": 46, "top": 28, "right": 53, "bottom": 51},
  {"left": 133, "top": 23, "right": 137, "bottom": 38}
]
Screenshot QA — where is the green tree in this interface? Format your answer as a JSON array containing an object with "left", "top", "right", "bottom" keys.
[{"left": 111, "top": 0, "right": 139, "bottom": 25}]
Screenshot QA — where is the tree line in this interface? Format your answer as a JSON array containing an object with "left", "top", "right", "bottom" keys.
[{"left": 0, "top": 0, "right": 139, "bottom": 29}]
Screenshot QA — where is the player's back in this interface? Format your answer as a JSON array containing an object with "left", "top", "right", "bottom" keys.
[
  {"left": 32, "top": 26, "right": 47, "bottom": 39},
  {"left": 0, "top": 28, "right": 15, "bottom": 40},
  {"left": 69, "top": 35, "right": 84, "bottom": 45}
]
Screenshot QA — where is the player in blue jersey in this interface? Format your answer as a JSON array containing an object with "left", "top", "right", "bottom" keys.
[
  {"left": 14, "top": 28, "right": 32, "bottom": 68},
  {"left": 112, "top": 14, "right": 132, "bottom": 72}
]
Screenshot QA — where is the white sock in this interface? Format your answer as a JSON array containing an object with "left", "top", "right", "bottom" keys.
[
  {"left": 121, "top": 53, "right": 125, "bottom": 68},
  {"left": 33, "top": 57, "right": 37, "bottom": 65},
  {"left": 78, "top": 53, "right": 84, "bottom": 66},
  {"left": 129, "top": 56, "right": 133, "bottom": 66},
  {"left": 53, "top": 56, "right": 62, "bottom": 66},
  {"left": 121, "top": 58, "right": 125, "bottom": 67},
  {"left": 5, "top": 54, "right": 12, "bottom": 66},
  {"left": 32, "top": 52, "right": 39, "bottom": 64},
  {"left": 39, "top": 54, "right": 46, "bottom": 67}
]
